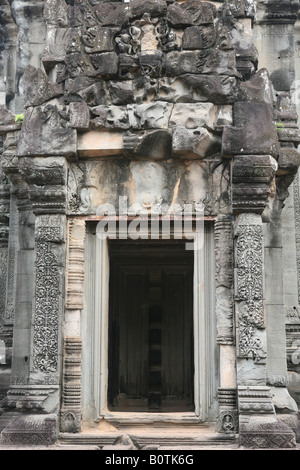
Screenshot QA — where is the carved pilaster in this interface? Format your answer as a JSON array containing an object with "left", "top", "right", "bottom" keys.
[
  {"left": 0, "top": 158, "right": 10, "bottom": 330},
  {"left": 214, "top": 215, "right": 234, "bottom": 345},
  {"left": 60, "top": 337, "right": 82, "bottom": 433},
  {"left": 234, "top": 214, "right": 267, "bottom": 364},
  {"left": 234, "top": 214, "right": 297, "bottom": 448},
  {"left": 0, "top": 156, "right": 68, "bottom": 445},
  {"left": 60, "top": 218, "right": 86, "bottom": 433},
  {"left": 31, "top": 214, "right": 66, "bottom": 385},
  {"left": 17, "top": 156, "right": 68, "bottom": 385},
  {"left": 293, "top": 172, "right": 300, "bottom": 306},
  {"left": 66, "top": 219, "right": 86, "bottom": 310},
  {"left": 0, "top": 132, "right": 23, "bottom": 364},
  {"left": 215, "top": 216, "right": 238, "bottom": 432}
]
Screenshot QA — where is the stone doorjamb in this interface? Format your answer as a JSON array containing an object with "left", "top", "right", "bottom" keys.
[{"left": 78, "top": 218, "right": 220, "bottom": 429}]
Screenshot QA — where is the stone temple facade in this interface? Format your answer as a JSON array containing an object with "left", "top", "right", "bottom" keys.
[{"left": 0, "top": 0, "right": 300, "bottom": 450}]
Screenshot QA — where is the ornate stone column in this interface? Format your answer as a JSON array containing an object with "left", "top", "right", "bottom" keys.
[
  {"left": 223, "top": 89, "right": 298, "bottom": 446},
  {"left": 215, "top": 215, "right": 238, "bottom": 434},
  {"left": 0, "top": 116, "right": 21, "bottom": 365},
  {"left": 0, "top": 156, "right": 68, "bottom": 445},
  {"left": 60, "top": 218, "right": 86, "bottom": 433},
  {"left": 0, "top": 153, "right": 11, "bottom": 362}
]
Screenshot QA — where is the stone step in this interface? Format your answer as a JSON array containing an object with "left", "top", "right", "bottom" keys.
[{"left": 58, "top": 427, "right": 238, "bottom": 450}]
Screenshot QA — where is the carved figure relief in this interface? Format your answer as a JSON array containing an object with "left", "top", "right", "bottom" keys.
[{"left": 116, "top": 27, "right": 142, "bottom": 55}]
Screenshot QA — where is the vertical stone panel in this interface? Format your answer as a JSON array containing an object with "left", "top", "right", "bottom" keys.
[
  {"left": 31, "top": 214, "right": 66, "bottom": 385},
  {"left": 0, "top": 157, "right": 10, "bottom": 338},
  {"left": 61, "top": 218, "right": 86, "bottom": 432},
  {"left": 214, "top": 215, "right": 234, "bottom": 345},
  {"left": 60, "top": 337, "right": 82, "bottom": 433},
  {"left": 234, "top": 214, "right": 266, "bottom": 368},
  {"left": 66, "top": 219, "right": 86, "bottom": 310},
  {"left": 215, "top": 215, "right": 238, "bottom": 433}
]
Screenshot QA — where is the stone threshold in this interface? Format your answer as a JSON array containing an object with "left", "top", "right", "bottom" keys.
[
  {"left": 58, "top": 421, "right": 238, "bottom": 449},
  {"left": 98, "top": 411, "right": 206, "bottom": 427}
]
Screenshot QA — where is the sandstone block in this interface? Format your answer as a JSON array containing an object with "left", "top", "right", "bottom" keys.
[
  {"left": 182, "top": 25, "right": 216, "bottom": 50},
  {"left": 69, "top": 101, "right": 90, "bottom": 130},
  {"left": 172, "top": 126, "right": 221, "bottom": 159},
  {"left": 166, "top": 3, "right": 193, "bottom": 26},
  {"left": 17, "top": 103, "right": 77, "bottom": 158},
  {"left": 181, "top": 0, "right": 216, "bottom": 25},
  {"left": 91, "top": 105, "right": 129, "bottom": 129},
  {"left": 77, "top": 130, "right": 124, "bottom": 157},
  {"left": 94, "top": 2, "right": 130, "bottom": 27},
  {"left": 169, "top": 103, "right": 215, "bottom": 130},
  {"left": 127, "top": 101, "right": 173, "bottom": 129},
  {"left": 128, "top": 0, "right": 167, "bottom": 20},
  {"left": 89, "top": 52, "right": 119, "bottom": 78},
  {"left": 108, "top": 81, "right": 134, "bottom": 105},
  {"left": 83, "top": 27, "right": 120, "bottom": 54},
  {"left": 123, "top": 129, "right": 172, "bottom": 160},
  {"left": 222, "top": 102, "right": 279, "bottom": 157},
  {"left": 22, "top": 65, "right": 63, "bottom": 108}
]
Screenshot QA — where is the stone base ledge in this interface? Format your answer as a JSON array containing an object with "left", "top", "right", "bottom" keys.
[
  {"left": 0, "top": 414, "right": 58, "bottom": 446},
  {"left": 239, "top": 417, "right": 296, "bottom": 449}
]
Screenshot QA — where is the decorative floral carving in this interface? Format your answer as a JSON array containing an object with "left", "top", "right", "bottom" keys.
[
  {"left": 235, "top": 223, "right": 266, "bottom": 360},
  {"left": 33, "top": 240, "right": 60, "bottom": 373},
  {"left": 236, "top": 225, "right": 263, "bottom": 301},
  {"left": 32, "top": 217, "right": 65, "bottom": 376},
  {"left": 293, "top": 172, "right": 300, "bottom": 305},
  {"left": 0, "top": 249, "right": 8, "bottom": 326}
]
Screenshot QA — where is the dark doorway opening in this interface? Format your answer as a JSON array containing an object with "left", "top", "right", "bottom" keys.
[{"left": 108, "top": 239, "right": 194, "bottom": 412}]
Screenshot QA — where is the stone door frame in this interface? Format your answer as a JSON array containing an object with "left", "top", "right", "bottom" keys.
[{"left": 79, "top": 220, "right": 218, "bottom": 427}]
